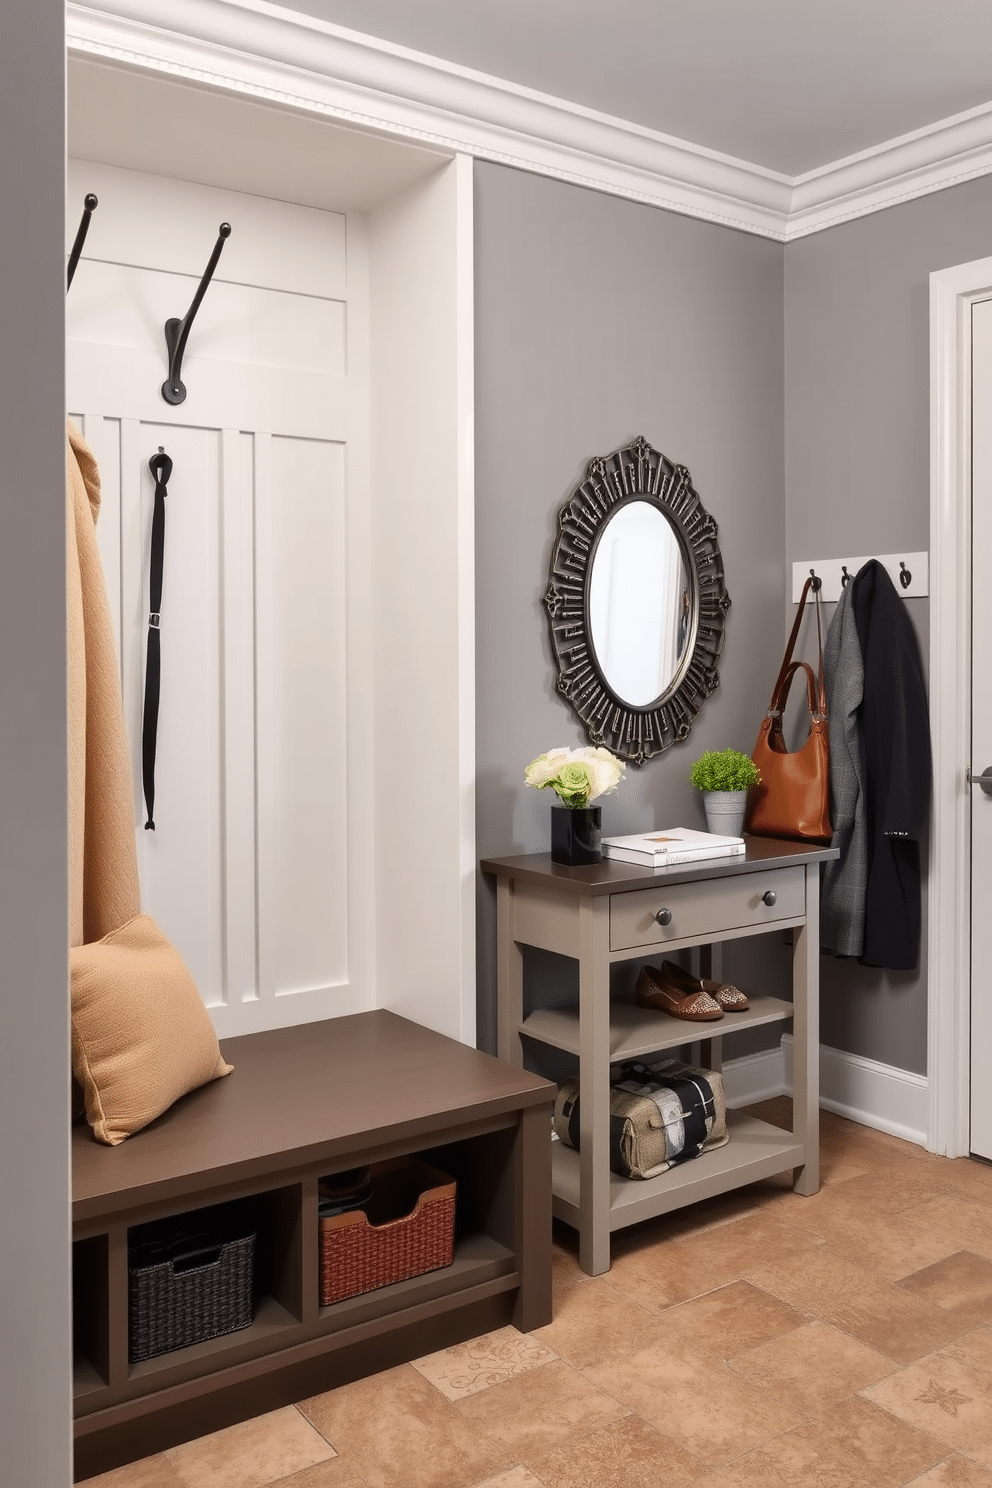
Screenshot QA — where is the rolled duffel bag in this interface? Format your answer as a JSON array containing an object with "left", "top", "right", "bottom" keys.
[{"left": 553, "top": 1059, "right": 728, "bottom": 1179}]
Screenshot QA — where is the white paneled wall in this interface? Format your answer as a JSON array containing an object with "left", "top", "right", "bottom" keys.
[
  {"left": 67, "top": 158, "right": 373, "bottom": 1038},
  {"left": 66, "top": 142, "right": 475, "bottom": 1046}
]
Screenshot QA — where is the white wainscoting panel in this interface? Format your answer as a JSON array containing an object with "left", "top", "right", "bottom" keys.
[
  {"left": 255, "top": 433, "right": 350, "bottom": 1009},
  {"left": 67, "top": 157, "right": 348, "bottom": 298},
  {"left": 68, "top": 261, "right": 346, "bottom": 377},
  {"left": 220, "top": 429, "right": 259, "bottom": 1011},
  {"left": 67, "top": 158, "right": 375, "bottom": 1038},
  {"left": 65, "top": 338, "right": 346, "bottom": 440}
]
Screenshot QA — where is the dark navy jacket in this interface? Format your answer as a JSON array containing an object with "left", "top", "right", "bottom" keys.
[{"left": 850, "top": 560, "right": 931, "bottom": 970}]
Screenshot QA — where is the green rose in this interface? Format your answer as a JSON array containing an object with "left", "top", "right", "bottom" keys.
[{"left": 553, "top": 761, "right": 592, "bottom": 808}]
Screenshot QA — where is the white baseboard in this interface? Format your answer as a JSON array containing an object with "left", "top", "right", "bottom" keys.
[
  {"left": 723, "top": 1035, "right": 928, "bottom": 1149},
  {"left": 722, "top": 1045, "right": 786, "bottom": 1109}
]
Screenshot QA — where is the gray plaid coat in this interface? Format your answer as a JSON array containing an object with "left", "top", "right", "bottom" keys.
[{"left": 821, "top": 584, "right": 866, "bottom": 957}]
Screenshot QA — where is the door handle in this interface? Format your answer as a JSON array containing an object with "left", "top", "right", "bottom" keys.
[{"left": 969, "top": 768, "right": 992, "bottom": 796}]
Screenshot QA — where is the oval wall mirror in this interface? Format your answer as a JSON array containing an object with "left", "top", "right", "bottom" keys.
[{"left": 545, "top": 436, "right": 730, "bottom": 763}]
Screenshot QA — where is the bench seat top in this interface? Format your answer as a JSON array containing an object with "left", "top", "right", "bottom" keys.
[{"left": 72, "top": 1010, "right": 553, "bottom": 1225}]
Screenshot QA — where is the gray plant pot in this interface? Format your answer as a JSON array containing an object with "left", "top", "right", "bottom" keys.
[{"left": 702, "top": 789, "right": 747, "bottom": 838}]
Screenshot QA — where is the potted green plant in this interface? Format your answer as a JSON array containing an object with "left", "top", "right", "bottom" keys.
[
  {"left": 525, "top": 746, "right": 625, "bottom": 865},
  {"left": 689, "top": 748, "right": 761, "bottom": 837}
]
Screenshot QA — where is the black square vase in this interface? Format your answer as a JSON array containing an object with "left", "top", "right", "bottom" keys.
[{"left": 550, "top": 804, "right": 602, "bottom": 866}]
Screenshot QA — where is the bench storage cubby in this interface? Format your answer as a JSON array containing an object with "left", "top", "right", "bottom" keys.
[
  {"left": 72, "top": 1010, "right": 554, "bottom": 1481},
  {"left": 318, "top": 1156, "right": 456, "bottom": 1307},
  {"left": 127, "top": 1200, "right": 258, "bottom": 1362}
]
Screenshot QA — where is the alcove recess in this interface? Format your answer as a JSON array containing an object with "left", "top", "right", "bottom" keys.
[{"left": 66, "top": 54, "right": 476, "bottom": 1049}]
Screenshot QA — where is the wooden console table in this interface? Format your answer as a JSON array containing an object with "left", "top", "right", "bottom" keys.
[
  {"left": 72, "top": 1010, "right": 554, "bottom": 1480},
  {"left": 483, "top": 837, "right": 837, "bottom": 1277}
]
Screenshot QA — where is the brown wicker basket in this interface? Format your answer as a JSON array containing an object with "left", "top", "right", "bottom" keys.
[{"left": 319, "top": 1157, "right": 455, "bottom": 1307}]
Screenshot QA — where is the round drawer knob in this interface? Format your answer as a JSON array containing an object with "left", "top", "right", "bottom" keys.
[
  {"left": 762, "top": 889, "right": 778, "bottom": 907},
  {"left": 655, "top": 908, "right": 672, "bottom": 926}
]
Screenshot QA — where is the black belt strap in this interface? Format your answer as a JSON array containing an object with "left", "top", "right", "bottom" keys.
[{"left": 143, "top": 448, "right": 172, "bottom": 830}]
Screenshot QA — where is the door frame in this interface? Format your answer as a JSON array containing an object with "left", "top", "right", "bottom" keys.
[{"left": 928, "top": 254, "right": 992, "bottom": 1156}]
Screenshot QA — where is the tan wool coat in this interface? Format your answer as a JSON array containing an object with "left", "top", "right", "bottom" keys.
[{"left": 67, "top": 422, "right": 141, "bottom": 948}]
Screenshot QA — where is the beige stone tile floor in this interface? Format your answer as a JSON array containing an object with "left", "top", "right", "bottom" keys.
[{"left": 85, "top": 1100, "right": 992, "bottom": 1488}]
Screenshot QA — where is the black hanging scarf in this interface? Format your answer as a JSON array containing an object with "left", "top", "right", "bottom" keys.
[{"left": 142, "top": 448, "right": 173, "bottom": 830}]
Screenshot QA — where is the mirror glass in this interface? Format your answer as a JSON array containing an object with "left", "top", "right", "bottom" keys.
[{"left": 588, "top": 501, "right": 692, "bottom": 707}]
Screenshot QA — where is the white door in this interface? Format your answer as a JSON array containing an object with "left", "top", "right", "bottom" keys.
[{"left": 970, "top": 296, "right": 992, "bottom": 1159}]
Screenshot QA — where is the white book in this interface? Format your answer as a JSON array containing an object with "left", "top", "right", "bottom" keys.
[
  {"left": 602, "top": 827, "right": 745, "bottom": 867},
  {"left": 604, "top": 841, "right": 746, "bottom": 867}
]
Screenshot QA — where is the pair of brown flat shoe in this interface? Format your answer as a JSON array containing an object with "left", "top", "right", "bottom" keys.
[{"left": 635, "top": 960, "right": 750, "bottom": 1023}]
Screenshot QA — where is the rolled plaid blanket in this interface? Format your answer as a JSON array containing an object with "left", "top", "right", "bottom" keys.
[{"left": 553, "top": 1058, "right": 728, "bottom": 1179}]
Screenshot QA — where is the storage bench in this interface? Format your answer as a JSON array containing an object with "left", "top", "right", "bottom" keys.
[{"left": 71, "top": 1010, "right": 554, "bottom": 1480}]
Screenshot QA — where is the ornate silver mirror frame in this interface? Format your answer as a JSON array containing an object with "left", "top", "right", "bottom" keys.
[{"left": 544, "top": 435, "right": 731, "bottom": 763}]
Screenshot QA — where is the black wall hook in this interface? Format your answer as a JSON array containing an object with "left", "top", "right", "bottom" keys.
[
  {"left": 148, "top": 445, "right": 173, "bottom": 485},
  {"left": 67, "top": 193, "right": 98, "bottom": 290},
  {"left": 161, "top": 222, "right": 231, "bottom": 405},
  {"left": 808, "top": 567, "right": 822, "bottom": 593},
  {"left": 840, "top": 565, "right": 851, "bottom": 588},
  {"left": 899, "top": 561, "right": 912, "bottom": 590}
]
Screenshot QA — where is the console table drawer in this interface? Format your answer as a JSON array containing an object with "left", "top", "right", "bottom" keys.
[{"left": 609, "top": 866, "right": 804, "bottom": 951}]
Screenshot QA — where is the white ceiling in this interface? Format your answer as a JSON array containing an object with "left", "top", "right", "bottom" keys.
[{"left": 275, "top": 0, "right": 992, "bottom": 176}]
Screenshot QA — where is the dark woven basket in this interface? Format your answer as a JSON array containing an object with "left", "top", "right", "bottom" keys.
[
  {"left": 128, "top": 1230, "right": 255, "bottom": 1362},
  {"left": 319, "top": 1158, "right": 455, "bottom": 1307}
]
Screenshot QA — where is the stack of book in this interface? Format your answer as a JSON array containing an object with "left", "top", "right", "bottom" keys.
[{"left": 602, "top": 827, "right": 745, "bottom": 868}]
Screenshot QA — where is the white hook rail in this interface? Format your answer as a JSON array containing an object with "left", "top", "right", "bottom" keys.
[{"left": 791, "top": 551, "right": 928, "bottom": 603}]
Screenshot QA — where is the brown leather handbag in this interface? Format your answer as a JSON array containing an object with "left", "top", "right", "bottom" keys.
[{"left": 746, "top": 576, "right": 832, "bottom": 844}]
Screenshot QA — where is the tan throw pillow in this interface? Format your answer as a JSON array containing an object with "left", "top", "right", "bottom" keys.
[{"left": 71, "top": 913, "right": 232, "bottom": 1146}]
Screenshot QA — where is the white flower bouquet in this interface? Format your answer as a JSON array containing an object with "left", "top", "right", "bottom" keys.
[{"left": 524, "top": 745, "right": 625, "bottom": 809}]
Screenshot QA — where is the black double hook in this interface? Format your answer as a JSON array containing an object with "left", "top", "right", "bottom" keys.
[
  {"left": 161, "top": 223, "right": 232, "bottom": 406},
  {"left": 67, "top": 193, "right": 98, "bottom": 290},
  {"left": 836, "top": 559, "right": 911, "bottom": 592},
  {"left": 808, "top": 567, "right": 822, "bottom": 593}
]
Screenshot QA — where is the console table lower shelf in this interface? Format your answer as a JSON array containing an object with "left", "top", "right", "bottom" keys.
[
  {"left": 72, "top": 1010, "right": 554, "bottom": 1481},
  {"left": 551, "top": 1110, "right": 804, "bottom": 1232}
]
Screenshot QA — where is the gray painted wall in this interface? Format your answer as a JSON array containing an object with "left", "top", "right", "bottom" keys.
[
  {"left": 0, "top": 4, "right": 72, "bottom": 1485},
  {"left": 785, "top": 175, "right": 992, "bottom": 1075},
  {"left": 474, "top": 162, "right": 787, "bottom": 1053}
]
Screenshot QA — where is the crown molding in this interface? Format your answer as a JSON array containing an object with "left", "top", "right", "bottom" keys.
[
  {"left": 66, "top": 0, "right": 792, "bottom": 238},
  {"left": 786, "top": 100, "right": 992, "bottom": 240},
  {"left": 68, "top": 0, "right": 992, "bottom": 242}
]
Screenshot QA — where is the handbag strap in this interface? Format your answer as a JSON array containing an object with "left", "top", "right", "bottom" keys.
[
  {"left": 142, "top": 448, "right": 173, "bottom": 831},
  {"left": 773, "top": 661, "right": 823, "bottom": 724},
  {"left": 766, "top": 576, "right": 826, "bottom": 720}
]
